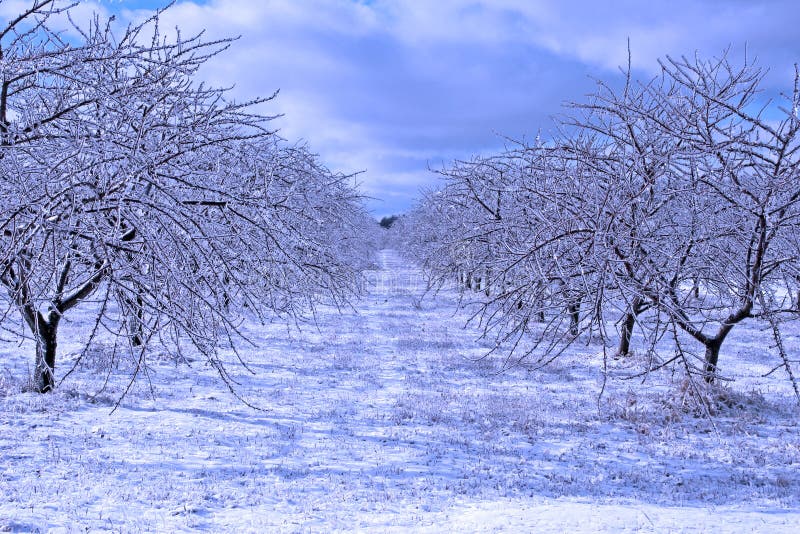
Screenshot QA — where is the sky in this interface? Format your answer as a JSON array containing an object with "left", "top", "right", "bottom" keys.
[{"left": 24, "top": 1, "right": 800, "bottom": 217}]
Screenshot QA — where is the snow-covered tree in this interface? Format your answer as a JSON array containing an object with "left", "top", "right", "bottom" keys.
[
  {"left": 0, "top": 1, "right": 369, "bottom": 394},
  {"left": 404, "top": 51, "right": 800, "bottom": 388}
]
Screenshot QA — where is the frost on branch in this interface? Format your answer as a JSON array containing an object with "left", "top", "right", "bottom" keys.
[
  {"left": 0, "top": 1, "right": 371, "bottom": 396},
  {"left": 403, "top": 51, "right": 800, "bottom": 394}
]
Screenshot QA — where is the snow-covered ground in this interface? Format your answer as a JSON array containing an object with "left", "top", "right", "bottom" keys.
[{"left": 1, "top": 250, "right": 799, "bottom": 532}]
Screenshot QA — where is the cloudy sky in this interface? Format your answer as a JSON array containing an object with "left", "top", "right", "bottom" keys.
[{"left": 78, "top": 1, "right": 800, "bottom": 216}]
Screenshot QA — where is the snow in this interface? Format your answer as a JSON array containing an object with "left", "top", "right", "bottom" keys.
[{"left": 1, "top": 249, "right": 799, "bottom": 532}]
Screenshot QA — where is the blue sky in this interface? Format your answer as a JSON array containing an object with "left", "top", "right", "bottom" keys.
[{"left": 81, "top": 1, "right": 800, "bottom": 216}]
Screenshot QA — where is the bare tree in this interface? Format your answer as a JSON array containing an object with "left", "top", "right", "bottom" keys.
[
  {"left": 403, "top": 49, "right": 800, "bottom": 390},
  {"left": 403, "top": 141, "right": 604, "bottom": 366},
  {"left": 578, "top": 53, "right": 800, "bottom": 382},
  {"left": 0, "top": 2, "right": 368, "bottom": 394}
]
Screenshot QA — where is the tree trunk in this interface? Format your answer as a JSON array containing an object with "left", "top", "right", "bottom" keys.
[
  {"left": 33, "top": 316, "right": 59, "bottom": 393},
  {"left": 120, "top": 291, "right": 145, "bottom": 347},
  {"left": 617, "top": 297, "right": 645, "bottom": 357},
  {"left": 567, "top": 298, "right": 580, "bottom": 336},
  {"left": 703, "top": 338, "right": 722, "bottom": 383},
  {"left": 617, "top": 312, "right": 636, "bottom": 357},
  {"left": 131, "top": 293, "right": 145, "bottom": 347},
  {"left": 222, "top": 272, "right": 231, "bottom": 311}
]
